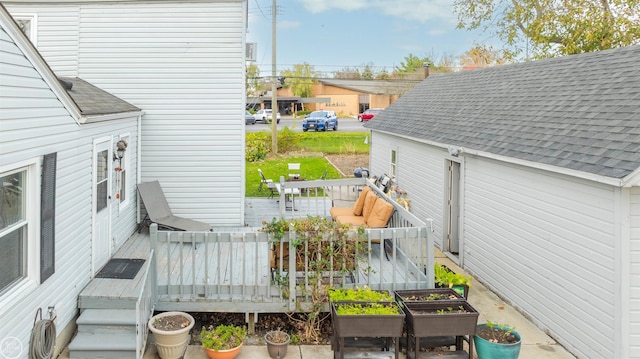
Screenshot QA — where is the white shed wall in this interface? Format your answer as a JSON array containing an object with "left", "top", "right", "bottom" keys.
[
  {"left": 1, "top": 24, "right": 139, "bottom": 358},
  {"left": 630, "top": 187, "right": 640, "bottom": 358},
  {"left": 7, "top": 1, "right": 248, "bottom": 226},
  {"left": 463, "top": 157, "right": 616, "bottom": 358},
  {"left": 369, "top": 132, "right": 446, "bottom": 247}
]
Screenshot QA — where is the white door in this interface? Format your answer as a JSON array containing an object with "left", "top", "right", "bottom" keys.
[{"left": 92, "top": 138, "right": 112, "bottom": 274}]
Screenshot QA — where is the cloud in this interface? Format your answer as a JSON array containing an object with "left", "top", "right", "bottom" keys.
[
  {"left": 296, "top": 0, "right": 457, "bottom": 23},
  {"left": 278, "top": 20, "right": 300, "bottom": 29}
]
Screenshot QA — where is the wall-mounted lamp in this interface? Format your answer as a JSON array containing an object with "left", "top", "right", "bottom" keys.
[
  {"left": 447, "top": 146, "right": 461, "bottom": 157},
  {"left": 114, "top": 139, "right": 128, "bottom": 161}
]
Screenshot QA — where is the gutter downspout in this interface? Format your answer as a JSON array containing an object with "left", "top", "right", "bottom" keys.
[{"left": 136, "top": 114, "right": 143, "bottom": 224}]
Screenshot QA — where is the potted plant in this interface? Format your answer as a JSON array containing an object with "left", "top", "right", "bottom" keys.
[
  {"left": 200, "top": 324, "right": 247, "bottom": 359},
  {"left": 434, "top": 263, "right": 472, "bottom": 298},
  {"left": 394, "top": 287, "right": 465, "bottom": 306},
  {"left": 474, "top": 321, "right": 522, "bottom": 359},
  {"left": 331, "top": 299, "right": 405, "bottom": 359},
  {"left": 264, "top": 329, "right": 291, "bottom": 359},
  {"left": 147, "top": 311, "right": 195, "bottom": 359}
]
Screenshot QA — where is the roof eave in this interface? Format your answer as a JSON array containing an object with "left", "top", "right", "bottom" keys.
[{"left": 372, "top": 129, "right": 624, "bottom": 187}]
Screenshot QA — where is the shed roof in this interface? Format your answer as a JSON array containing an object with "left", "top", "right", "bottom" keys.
[
  {"left": 365, "top": 46, "right": 640, "bottom": 179},
  {"left": 319, "top": 78, "right": 419, "bottom": 95}
]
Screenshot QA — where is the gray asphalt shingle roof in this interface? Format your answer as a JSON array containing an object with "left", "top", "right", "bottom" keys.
[
  {"left": 364, "top": 45, "right": 640, "bottom": 179},
  {"left": 60, "top": 77, "right": 140, "bottom": 117}
]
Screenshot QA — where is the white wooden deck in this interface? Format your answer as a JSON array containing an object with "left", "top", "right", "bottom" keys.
[{"left": 79, "top": 179, "right": 433, "bottom": 313}]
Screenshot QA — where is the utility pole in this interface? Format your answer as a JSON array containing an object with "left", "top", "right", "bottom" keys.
[{"left": 270, "top": 0, "right": 278, "bottom": 154}]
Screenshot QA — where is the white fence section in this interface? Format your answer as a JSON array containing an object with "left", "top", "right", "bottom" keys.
[{"left": 149, "top": 178, "right": 434, "bottom": 312}]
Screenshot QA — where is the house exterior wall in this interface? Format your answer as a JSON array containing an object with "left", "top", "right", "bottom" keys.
[
  {"left": 6, "top": 1, "right": 248, "bottom": 226},
  {"left": 369, "top": 132, "right": 447, "bottom": 246},
  {"left": 370, "top": 131, "right": 624, "bottom": 358},
  {"left": 1, "top": 23, "right": 139, "bottom": 358},
  {"left": 630, "top": 186, "right": 640, "bottom": 358}
]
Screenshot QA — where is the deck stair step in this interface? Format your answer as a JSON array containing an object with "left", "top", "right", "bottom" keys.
[
  {"left": 76, "top": 309, "right": 137, "bottom": 334},
  {"left": 69, "top": 309, "right": 138, "bottom": 359}
]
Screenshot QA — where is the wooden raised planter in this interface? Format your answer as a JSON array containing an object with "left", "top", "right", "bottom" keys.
[
  {"left": 331, "top": 301, "right": 405, "bottom": 359},
  {"left": 404, "top": 301, "right": 479, "bottom": 359}
]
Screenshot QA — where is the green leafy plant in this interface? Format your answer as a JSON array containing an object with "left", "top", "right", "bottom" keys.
[
  {"left": 328, "top": 286, "right": 393, "bottom": 302},
  {"left": 434, "top": 263, "right": 473, "bottom": 288},
  {"left": 334, "top": 302, "right": 401, "bottom": 315},
  {"left": 200, "top": 324, "right": 247, "bottom": 351},
  {"left": 261, "top": 217, "right": 368, "bottom": 343}
]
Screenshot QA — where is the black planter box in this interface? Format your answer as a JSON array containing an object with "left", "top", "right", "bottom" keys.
[
  {"left": 395, "top": 288, "right": 465, "bottom": 305},
  {"left": 404, "top": 301, "right": 479, "bottom": 337},
  {"left": 331, "top": 301, "right": 405, "bottom": 337},
  {"left": 404, "top": 301, "right": 479, "bottom": 359}
]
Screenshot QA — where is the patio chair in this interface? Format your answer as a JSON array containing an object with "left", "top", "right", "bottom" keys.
[
  {"left": 137, "top": 180, "right": 212, "bottom": 232},
  {"left": 288, "top": 163, "right": 301, "bottom": 179},
  {"left": 258, "top": 169, "right": 276, "bottom": 198}
]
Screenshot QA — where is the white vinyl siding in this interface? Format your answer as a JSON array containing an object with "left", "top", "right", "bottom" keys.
[
  {"left": 369, "top": 133, "right": 446, "bottom": 248},
  {"left": 4, "top": 6, "right": 79, "bottom": 76},
  {"left": 630, "top": 187, "right": 640, "bottom": 358},
  {"left": 463, "top": 157, "right": 616, "bottom": 358},
  {"left": 7, "top": 2, "right": 247, "bottom": 225},
  {"left": 1, "top": 23, "right": 140, "bottom": 353}
]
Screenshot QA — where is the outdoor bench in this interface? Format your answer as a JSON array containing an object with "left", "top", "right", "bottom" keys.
[{"left": 330, "top": 185, "right": 395, "bottom": 228}]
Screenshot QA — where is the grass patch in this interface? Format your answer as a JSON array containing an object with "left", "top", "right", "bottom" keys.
[
  {"left": 296, "top": 132, "right": 369, "bottom": 154},
  {"left": 246, "top": 155, "right": 342, "bottom": 198}
]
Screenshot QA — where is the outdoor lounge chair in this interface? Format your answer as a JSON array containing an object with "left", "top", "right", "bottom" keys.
[{"left": 137, "top": 180, "right": 212, "bottom": 232}]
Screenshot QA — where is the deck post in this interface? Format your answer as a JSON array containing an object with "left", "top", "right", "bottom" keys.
[{"left": 288, "top": 225, "right": 297, "bottom": 311}]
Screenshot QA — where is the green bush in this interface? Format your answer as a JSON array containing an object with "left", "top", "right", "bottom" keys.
[{"left": 245, "top": 132, "right": 270, "bottom": 162}]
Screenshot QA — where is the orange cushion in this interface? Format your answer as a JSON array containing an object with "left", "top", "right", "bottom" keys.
[
  {"left": 330, "top": 207, "right": 354, "bottom": 220},
  {"left": 366, "top": 198, "right": 395, "bottom": 227},
  {"left": 362, "top": 192, "right": 379, "bottom": 221},
  {"left": 336, "top": 215, "right": 367, "bottom": 226},
  {"left": 352, "top": 186, "right": 371, "bottom": 216}
]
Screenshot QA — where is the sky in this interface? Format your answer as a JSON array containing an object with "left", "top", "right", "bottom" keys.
[{"left": 247, "top": 0, "right": 498, "bottom": 77}]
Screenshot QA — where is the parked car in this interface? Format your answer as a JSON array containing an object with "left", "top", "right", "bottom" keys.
[
  {"left": 254, "top": 109, "right": 281, "bottom": 124},
  {"left": 358, "top": 108, "right": 383, "bottom": 122},
  {"left": 245, "top": 110, "right": 256, "bottom": 125},
  {"left": 302, "top": 110, "right": 338, "bottom": 132}
]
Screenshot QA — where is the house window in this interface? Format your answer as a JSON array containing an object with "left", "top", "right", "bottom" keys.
[
  {"left": 390, "top": 149, "right": 397, "bottom": 179},
  {"left": 0, "top": 160, "right": 38, "bottom": 299}
]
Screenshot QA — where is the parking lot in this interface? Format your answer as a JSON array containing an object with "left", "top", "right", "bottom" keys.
[{"left": 246, "top": 116, "right": 370, "bottom": 133}]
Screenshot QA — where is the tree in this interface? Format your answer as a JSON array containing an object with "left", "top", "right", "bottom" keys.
[
  {"left": 280, "top": 62, "right": 318, "bottom": 98},
  {"left": 454, "top": 0, "right": 640, "bottom": 59},
  {"left": 394, "top": 53, "right": 431, "bottom": 74},
  {"left": 246, "top": 63, "right": 263, "bottom": 97},
  {"left": 460, "top": 45, "right": 510, "bottom": 67}
]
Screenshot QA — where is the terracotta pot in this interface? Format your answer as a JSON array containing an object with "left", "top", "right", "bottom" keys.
[
  {"left": 148, "top": 312, "right": 194, "bottom": 359},
  {"left": 203, "top": 344, "right": 243, "bottom": 359}
]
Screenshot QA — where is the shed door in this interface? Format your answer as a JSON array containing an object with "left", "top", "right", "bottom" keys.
[
  {"left": 445, "top": 160, "right": 460, "bottom": 253},
  {"left": 92, "top": 139, "right": 112, "bottom": 274}
]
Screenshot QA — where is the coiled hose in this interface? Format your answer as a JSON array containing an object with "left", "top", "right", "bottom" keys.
[{"left": 29, "top": 318, "right": 56, "bottom": 359}]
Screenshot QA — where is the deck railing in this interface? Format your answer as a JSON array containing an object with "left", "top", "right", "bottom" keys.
[
  {"left": 149, "top": 178, "right": 433, "bottom": 312},
  {"left": 135, "top": 249, "right": 156, "bottom": 359}
]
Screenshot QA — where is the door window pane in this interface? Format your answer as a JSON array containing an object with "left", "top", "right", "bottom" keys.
[{"left": 96, "top": 150, "right": 108, "bottom": 212}]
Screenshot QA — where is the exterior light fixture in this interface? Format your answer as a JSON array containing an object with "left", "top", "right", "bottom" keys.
[{"left": 114, "top": 139, "right": 128, "bottom": 161}]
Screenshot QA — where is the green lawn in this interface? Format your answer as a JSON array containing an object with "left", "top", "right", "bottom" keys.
[
  {"left": 246, "top": 131, "right": 369, "bottom": 197},
  {"left": 246, "top": 155, "right": 341, "bottom": 197},
  {"left": 296, "top": 132, "right": 369, "bottom": 154}
]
